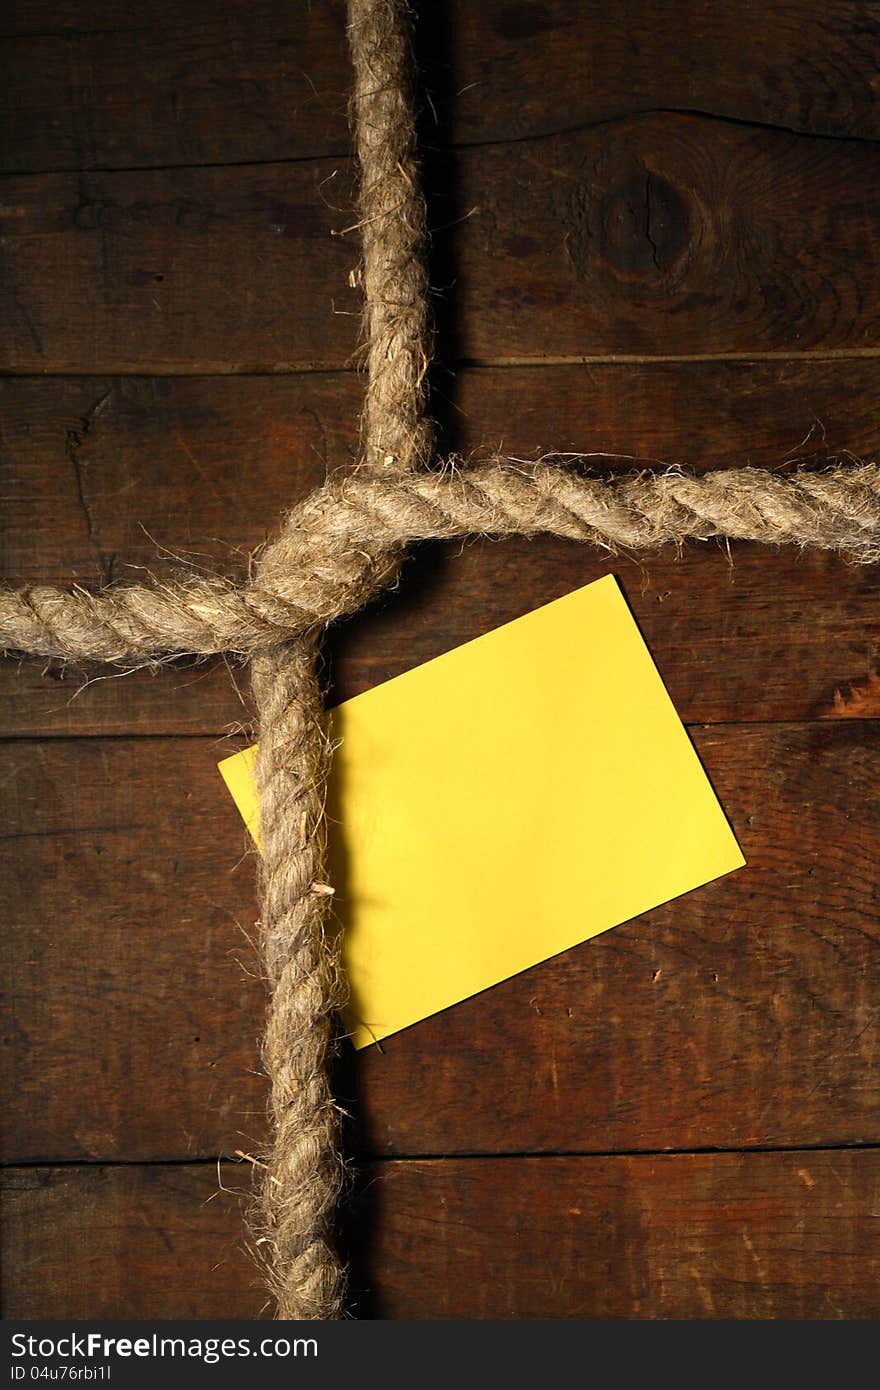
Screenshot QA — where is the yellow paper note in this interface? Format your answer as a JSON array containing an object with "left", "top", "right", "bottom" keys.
[{"left": 219, "top": 574, "right": 744, "bottom": 1049}]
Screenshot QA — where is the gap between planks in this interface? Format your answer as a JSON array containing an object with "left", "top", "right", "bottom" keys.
[
  {"left": 4, "top": 1139, "right": 880, "bottom": 1172},
  {"left": 3, "top": 103, "right": 880, "bottom": 180},
  {"left": 0, "top": 718, "right": 878, "bottom": 747},
  {"left": 6, "top": 351, "right": 880, "bottom": 380}
]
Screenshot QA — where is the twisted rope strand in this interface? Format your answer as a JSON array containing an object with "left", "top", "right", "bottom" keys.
[
  {"left": 348, "top": 0, "right": 433, "bottom": 474},
  {"left": 245, "top": 0, "right": 435, "bottom": 1318},
  {"left": 3, "top": 463, "right": 878, "bottom": 663},
  {"left": 251, "top": 637, "right": 346, "bottom": 1319}
]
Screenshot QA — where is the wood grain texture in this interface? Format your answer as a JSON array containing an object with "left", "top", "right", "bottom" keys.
[
  {"left": 3, "top": 1, "right": 879, "bottom": 175},
  {"left": 0, "top": 161, "right": 358, "bottom": 374},
  {"left": 362, "top": 1151, "right": 880, "bottom": 1319},
  {"left": 2, "top": 723, "right": 877, "bottom": 1164},
  {"left": 3, "top": 0, "right": 880, "bottom": 1326},
  {"left": 1, "top": 364, "right": 878, "bottom": 736},
  {"left": 4, "top": 1150, "right": 880, "bottom": 1318},
  {"left": 0, "top": 1164, "right": 262, "bottom": 1320},
  {"left": 3, "top": 114, "right": 880, "bottom": 372},
  {"left": 452, "top": 114, "right": 880, "bottom": 362},
  {"left": 1, "top": 2, "right": 350, "bottom": 175}
]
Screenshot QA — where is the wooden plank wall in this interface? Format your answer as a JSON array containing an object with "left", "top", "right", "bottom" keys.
[{"left": 1, "top": 0, "right": 879, "bottom": 1319}]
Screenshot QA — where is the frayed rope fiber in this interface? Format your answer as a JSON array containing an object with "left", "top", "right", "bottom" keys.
[{"left": 2, "top": 0, "right": 879, "bottom": 1320}]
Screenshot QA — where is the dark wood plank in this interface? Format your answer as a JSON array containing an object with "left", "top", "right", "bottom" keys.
[
  {"left": 2, "top": 364, "right": 878, "bottom": 736},
  {"left": 4, "top": 1150, "right": 880, "bottom": 1318},
  {"left": 3, "top": 1, "right": 879, "bottom": 175},
  {"left": 453, "top": 114, "right": 880, "bottom": 362},
  {"left": 0, "top": 736, "right": 261, "bottom": 1165},
  {"left": 0, "top": 1164, "right": 263, "bottom": 1320},
  {"left": 0, "top": 162, "right": 358, "bottom": 374},
  {"left": 4, "top": 115, "right": 880, "bottom": 372},
  {"left": 0, "top": 375, "right": 351, "bottom": 589},
  {"left": 0, "top": 2, "right": 350, "bottom": 175},
  {"left": 364, "top": 1151, "right": 880, "bottom": 1319},
  {"left": 437, "top": 0, "right": 880, "bottom": 144},
  {"left": 2, "top": 723, "right": 877, "bottom": 1163}
]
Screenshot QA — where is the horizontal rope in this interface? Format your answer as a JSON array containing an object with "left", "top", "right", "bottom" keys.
[{"left": 1, "top": 461, "right": 878, "bottom": 665}]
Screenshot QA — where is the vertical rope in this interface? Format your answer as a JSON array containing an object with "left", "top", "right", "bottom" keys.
[
  {"left": 252, "top": 636, "right": 345, "bottom": 1319},
  {"left": 250, "top": 0, "right": 432, "bottom": 1318},
  {"left": 348, "top": 0, "right": 433, "bottom": 473}
]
